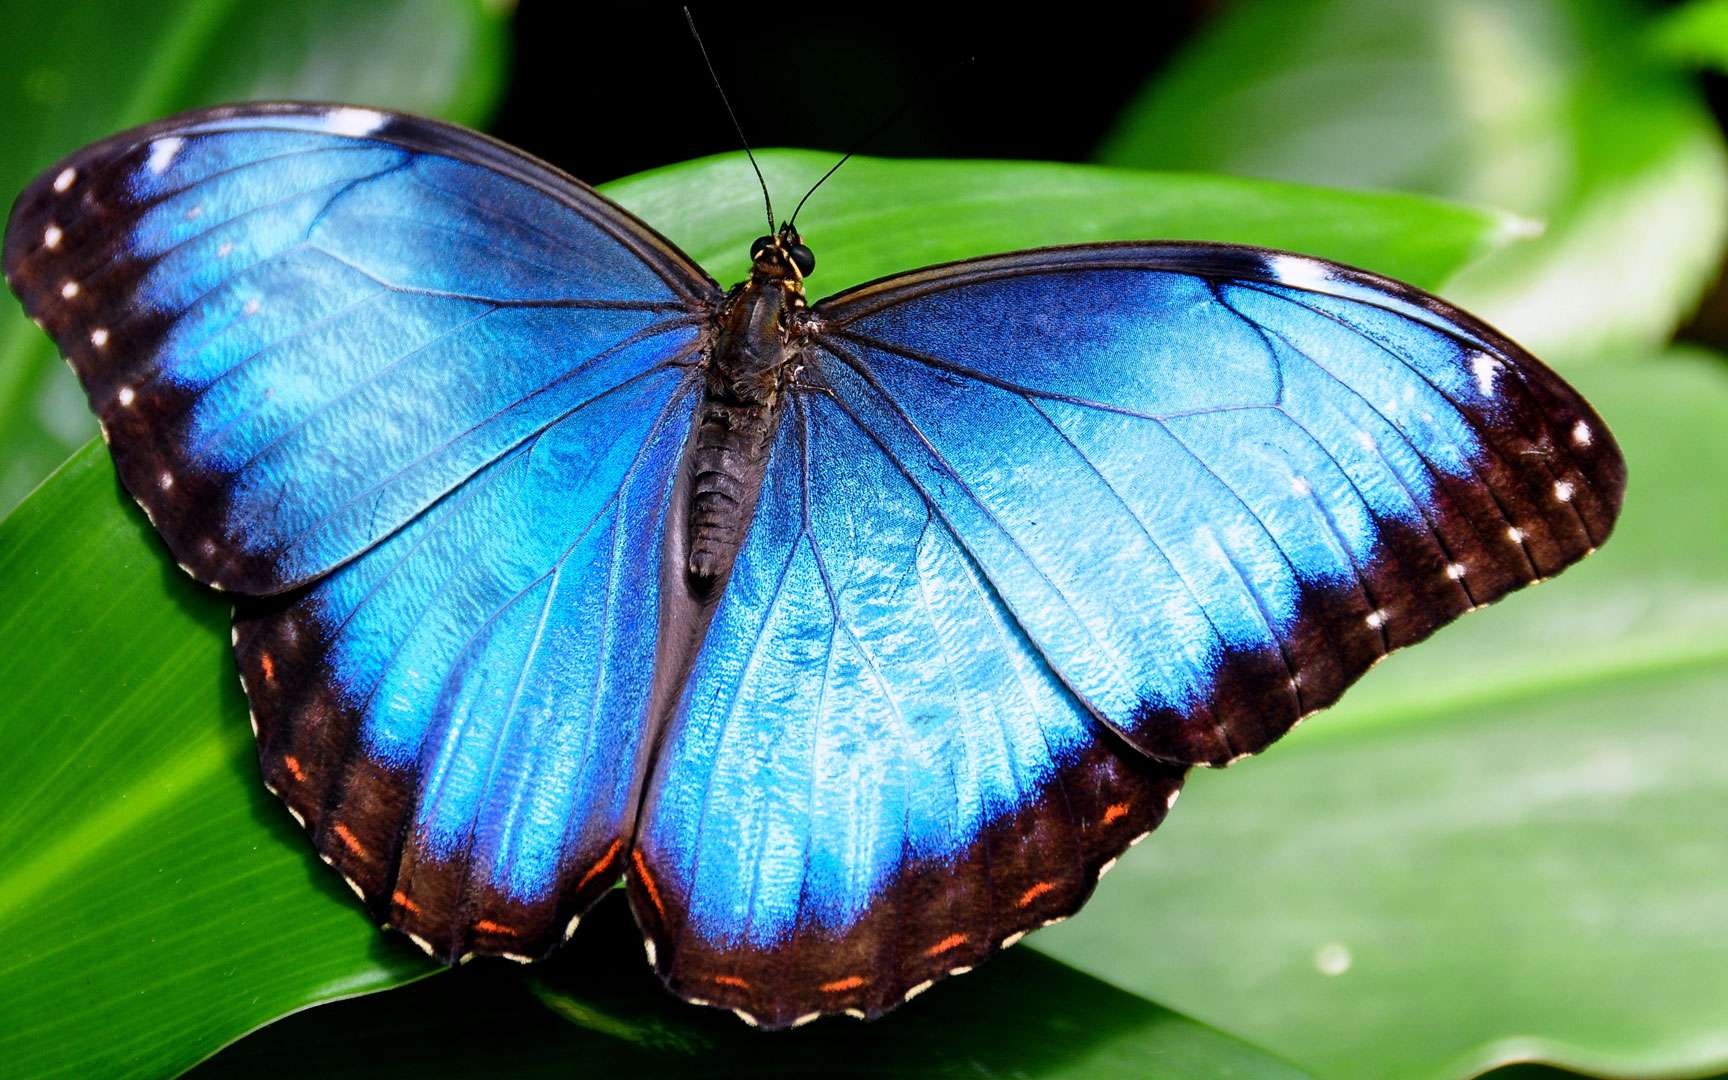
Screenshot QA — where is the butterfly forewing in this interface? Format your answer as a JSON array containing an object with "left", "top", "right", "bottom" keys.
[
  {"left": 807, "top": 243, "right": 1624, "bottom": 765},
  {"left": 3, "top": 104, "right": 718, "bottom": 594}
]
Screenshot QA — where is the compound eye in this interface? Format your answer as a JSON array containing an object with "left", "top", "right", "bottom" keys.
[
  {"left": 750, "top": 235, "right": 775, "bottom": 261},
  {"left": 789, "top": 243, "right": 816, "bottom": 276}
]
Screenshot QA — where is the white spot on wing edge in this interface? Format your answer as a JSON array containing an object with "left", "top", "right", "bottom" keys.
[
  {"left": 562, "top": 914, "right": 582, "bottom": 941},
  {"left": 791, "top": 1012, "right": 821, "bottom": 1029},
  {"left": 902, "top": 979, "right": 934, "bottom": 1003},
  {"left": 325, "top": 107, "right": 387, "bottom": 137},
  {"left": 1314, "top": 941, "right": 1353, "bottom": 976},
  {"left": 1165, "top": 788, "right": 1180, "bottom": 810},
  {"left": 405, "top": 932, "right": 436, "bottom": 958},
  {"left": 642, "top": 936, "right": 657, "bottom": 966},
  {"left": 732, "top": 1008, "right": 761, "bottom": 1027},
  {"left": 1265, "top": 253, "right": 1332, "bottom": 291},
  {"left": 342, "top": 875, "right": 366, "bottom": 901},
  {"left": 999, "top": 931, "right": 1026, "bottom": 950},
  {"left": 148, "top": 137, "right": 184, "bottom": 175},
  {"left": 501, "top": 952, "right": 535, "bottom": 965},
  {"left": 53, "top": 167, "right": 76, "bottom": 193},
  {"left": 1471, "top": 353, "right": 1502, "bottom": 397},
  {"left": 1096, "top": 856, "right": 1119, "bottom": 880}
]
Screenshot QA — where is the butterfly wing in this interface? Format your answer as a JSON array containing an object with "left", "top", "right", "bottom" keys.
[
  {"left": 807, "top": 243, "right": 1625, "bottom": 766},
  {"left": 3, "top": 104, "right": 718, "bottom": 958},
  {"left": 236, "top": 367, "right": 697, "bottom": 960},
  {"left": 630, "top": 389, "right": 1186, "bottom": 1027},
  {"left": 627, "top": 241, "right": 1623, "bottom": 1025},
  {"left": 3, "top": 102, "right": 716, "bottom": 593}
]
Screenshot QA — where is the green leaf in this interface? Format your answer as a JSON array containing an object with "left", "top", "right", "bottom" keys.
[
  {"left": 1097, "top": 0, "right": 1728, "bottom": 366},
  {"left": 611, "top": 150, "right": 1527, "bottom": 298},
  {"left": 1651, "top": 0, "right": 1728, "bottom": 73},
  {"left": 189, "top": 897, "right": 1316, "bottom": 1079},
  {"left": 0, "top": 153, "right": 1510, "bottom": 1078},
  {"left": 0, "top": 0, "right": 512, "bottom": 516},
  {"left": 0, "top": 443, "right": 438, "bottom": 1079},
  {"left": 1036, "top": 352, "right": 1728, "bottom": 1079}
]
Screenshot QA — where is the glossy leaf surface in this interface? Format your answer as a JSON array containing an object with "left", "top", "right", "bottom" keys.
[{"left": 1098, "top": 0, "right": 1728, "bottom": 364}]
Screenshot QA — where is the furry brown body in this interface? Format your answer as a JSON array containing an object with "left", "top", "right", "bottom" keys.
[{"left": 682, "top": 230, "right": 808, "bottom": 586}]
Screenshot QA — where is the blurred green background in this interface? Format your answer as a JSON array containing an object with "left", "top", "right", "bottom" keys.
[{"left": 1, "top": 1, "right": 1725, "bottom": 1077}]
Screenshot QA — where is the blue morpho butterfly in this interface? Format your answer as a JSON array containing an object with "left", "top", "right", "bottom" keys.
[{"left": 3, "top": 102, "right": 1624, "bottom": 1028}]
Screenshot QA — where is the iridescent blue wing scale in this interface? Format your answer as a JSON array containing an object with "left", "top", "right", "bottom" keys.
[
  {"left": 625, "top": 242, "right": 1622, "bottom": 1026},
  {"left": 4, "top": 103, "right": 715, "bottom": 593},
  {"left": 4, "top": 104, "right": 720, "bottom": 958},
  {"left": 806, "top": 244, "right": 1624, "bottom": 766},
  {"left": 631, "top": 390, "right": 1185, "bottom": 1026}
]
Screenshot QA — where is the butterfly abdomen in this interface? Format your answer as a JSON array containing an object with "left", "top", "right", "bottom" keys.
[
  {"left": 685, "top": 270, "right": 803, "bottom": 584},
  {"left": 686, "top": 394, "right": 783, "bottom": 582}
]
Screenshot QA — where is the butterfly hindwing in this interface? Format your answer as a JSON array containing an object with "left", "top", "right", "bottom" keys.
[
  {"left": 631, "top": 389, "right": 1186, "bottom": 1027},
  {"left": 3, "top": 103, "right": 717, "bottom": 594},
  {"left": 235, "top": 367, "right": 699, "bottom": 960},
  {"left": 808, "top": 244, "right": 1624, "bottom": 766}
]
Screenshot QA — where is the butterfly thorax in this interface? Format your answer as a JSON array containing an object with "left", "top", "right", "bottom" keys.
[{"left": 684, "top": 227, "right": 812, "bottom": 586}]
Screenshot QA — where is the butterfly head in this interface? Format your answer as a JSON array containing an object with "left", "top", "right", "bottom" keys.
[{"left": 749, "top": 224, "right": 815, "bottom": 289}]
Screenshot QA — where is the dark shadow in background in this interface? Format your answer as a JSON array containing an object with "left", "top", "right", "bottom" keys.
[
  {"left": 191, "top": 892, "right": 1285, "bottom": 1078},
  {"left": 490, "top": 2, "right": 1212, "bottom": 186}
]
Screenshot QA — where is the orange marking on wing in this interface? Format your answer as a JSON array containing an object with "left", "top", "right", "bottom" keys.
[
  {"left": 282, "top": 755, "right": 306, "bottom": 782},
  {"left": 924, "top": 932, "right": 967, "bottom": 957},
  {"left": 820, "top": 975, "right": 866, "bottom": 993},
  {"left": 576, "top": 839, "right": 623, "bottom": 892},
  {"left": 1017, "top": 881, "right": 1056, "bottom": 907},
  {"left": 260, "top": 652, "right": 276, "bottom": 682},
  {"left": 1102, "top": 802, "right": 1130, "bottom": 825},
  {"left": 332, "top": 822, "right": 366, "bottom": 858},
  {"left": 712, "top": 974, "right": 751, "bottom": 990},
  {"left": 391, "top": 890, "right": 421, "bottom": 915},
  {"left": 631, "top": 849, "right": 665, "bottom": 917},
  {"left": 474, "top": 919, "right": 514, "bottom": 935}
]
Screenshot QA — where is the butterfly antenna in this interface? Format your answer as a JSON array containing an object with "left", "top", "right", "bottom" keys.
[
  {"left": 788, "top": 64, "right": 962, "bottom": 227},
  {"left": 684, "top": 6, "right": 775, "bottom": 234}
]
